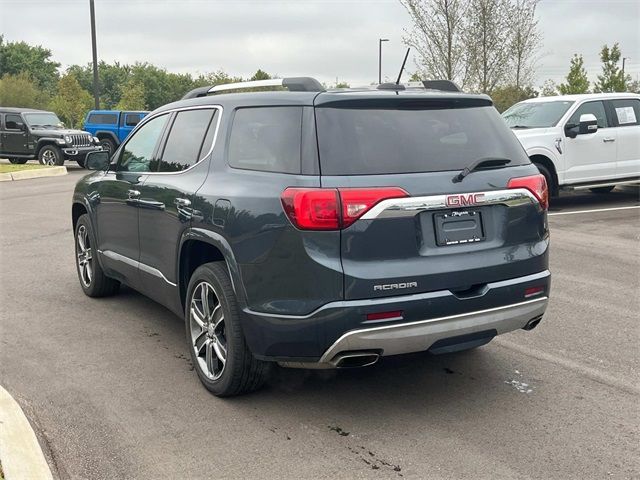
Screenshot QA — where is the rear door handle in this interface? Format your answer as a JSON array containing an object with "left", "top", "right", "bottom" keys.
[{"left": 603, "top": 137, "right": 615, "bottom": 143}]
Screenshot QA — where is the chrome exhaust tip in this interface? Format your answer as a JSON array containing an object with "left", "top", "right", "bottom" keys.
[
  {"left": 332, "top": 352, "right": 380, "bottom": 368},
  {"left": 522, "top": 315, "right": 543, "bottom": 331}
]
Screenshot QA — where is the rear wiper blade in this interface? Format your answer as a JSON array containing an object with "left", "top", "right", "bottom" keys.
[{"left": 452, "top": 157, "right": 511, "bottom": 183}]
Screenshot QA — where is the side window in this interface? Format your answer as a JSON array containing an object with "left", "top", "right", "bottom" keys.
[
  {"left": 610, "top": 99, "right": 640, "bottom": 126},
  {"left": 88, "top": 113, "right": 118, "bottom": 125},
  {"left": 157, "top": 109, "right": 215, "bottom": 172},
  {"left": 117, "top": 114, "right": 168, "bottom": 172},
  {"left": 228, "top": 107, "right": 302, "bottom": 174},
  {"left": 5, "top": 114, "right": 24, "bottom": 130},
  {"left": 125, "top": 114, "right": 141, "bottom": 127},
  {"left": 567, "top": 101, "right": 608, "bottom": 128}
]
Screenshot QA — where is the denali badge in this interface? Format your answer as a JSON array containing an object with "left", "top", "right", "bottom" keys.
[
  {"left": 374, "top": 281, "right": 418, "bottom": 291},
  {"left": 446, "top": 193, "right": 485, "bottom": 207}
]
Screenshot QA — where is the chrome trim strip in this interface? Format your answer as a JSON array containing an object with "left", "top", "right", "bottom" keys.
[
  {"left": 110, "top": 105, "right": 223, "bottom": 177},
  {"left": 319, "top": 297, "right": 548, "bottom": 363},
  {"left": 360, "top": 188, "right": 538, "bottom": 220},
  {"left": 209, "top": 79, "right": 283, "bottom": 93},
  {"left": 100, "top": 250, "right": 177, "bottom": 287}
]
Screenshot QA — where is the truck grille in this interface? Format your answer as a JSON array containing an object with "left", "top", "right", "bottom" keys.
[{"left": 70, "top": 134, "right": 92, "bottom": 147}]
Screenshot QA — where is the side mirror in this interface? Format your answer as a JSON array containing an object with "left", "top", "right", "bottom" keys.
[
  {"left": 85, "top": 151, "right": 110, "bottom": 171},
  {"left": 578, "top": 113, "right": 598, "bottom": 135}
]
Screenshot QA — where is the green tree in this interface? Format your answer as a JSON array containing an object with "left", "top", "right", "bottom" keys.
[
  {"left": 540, "top": 79, "right": 558, "bottom": 97},
  {"left": 491, "top": 84, "right": 537, "bottom": 112},
  {"left": 558, "top": 54, "right": 590, "bottom": 94},
  {"left": 250, "top": 69, "right": 271, "bottom": 81},
  {"left": 116, "top": 78, "right": 146, "bottom": 110},
  {"left": 593, "top": 43, "right": 629, "bottom": 92},
  {"left": 335, "top": 81, "right": 350, "bottom": 88},
  {"left": 627, "top": 79, "right": 640, "bottom": 93},
  {"left": 0, "top": 36, "right": 60, "bottom": 93},
  {"left": 67, "top": 61, "right": 131, "bottom": 108},
  {"left": 49, "top": 74, "right": 93, "bottom": 128},
  {"left": 0, "top": 72, "right": 49, "bottom": 108}
]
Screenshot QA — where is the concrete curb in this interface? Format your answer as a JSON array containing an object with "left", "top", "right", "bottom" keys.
[
  {"left": 0, "top": 166, "right": 67, "bottom": 182},
  {"left": 0, "top": 385, "right": 54, "bottom": 480}
]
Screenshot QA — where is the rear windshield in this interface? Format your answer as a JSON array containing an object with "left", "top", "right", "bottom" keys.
[{"left": 315, "top": 105, "right": 529, "bottom": 175}]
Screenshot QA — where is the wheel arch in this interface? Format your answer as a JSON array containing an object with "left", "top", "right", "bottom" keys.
[
  {"left": 530, "top": 154, "right": 560, "bottom": 196},
  {"left": 178, "top": 228, "right": 246, "bottom": 311},
  {"left": 35, "top": 138, "right": 61, "bottom": 153},
  {"left": 72, "top": 202, "right": 88, "bottom": 230},
  {"left": 94, "top": 131, "right": 119, "bottom": 144}
]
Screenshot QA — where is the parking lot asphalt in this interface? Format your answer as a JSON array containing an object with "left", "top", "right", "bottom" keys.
[{"left": 1, "top": 165, "right": 638, "bottom": 480}]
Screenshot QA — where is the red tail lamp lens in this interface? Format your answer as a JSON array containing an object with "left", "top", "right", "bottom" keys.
[
  {"left": 280, "top": 188, "right": 339, "bottom": 230},
  {"left": 281, "top": 187, "right": 408, "bottom": 230},
  {"left": 339, "top": 187, "right": 408, "bottom": 227},
  {"left": 508, "top": 174, "right": 549, "bottom": 210}
]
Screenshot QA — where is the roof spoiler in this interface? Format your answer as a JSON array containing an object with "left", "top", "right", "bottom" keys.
[
  {"left": 182, "top": 77, "right": 324, "bottom": 99},
  {"left": 422, "top": 80, "right": 462, "bottom": 92}
]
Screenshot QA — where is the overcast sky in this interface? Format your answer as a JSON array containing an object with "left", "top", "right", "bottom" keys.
[{"left": 1, "top": 0, "right": 639, "bottom": 88}]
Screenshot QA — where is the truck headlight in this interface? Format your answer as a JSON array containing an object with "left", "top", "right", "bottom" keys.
[{"left": 64, "top": 135, "right": 72, "bottom": 144}]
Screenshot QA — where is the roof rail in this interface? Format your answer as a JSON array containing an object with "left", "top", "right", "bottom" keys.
[
  {"left": 182, "top": 77, "right": 324, "bottom": 99},
  {"left": 422, "top": 80, "right": 462, "bottom": 92}
]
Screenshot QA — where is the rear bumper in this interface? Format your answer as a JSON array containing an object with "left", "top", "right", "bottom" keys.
[
  {"left": 317, "top": 297, "right": 547, "bottom": 365},
  {"left": 241, "top": 270, "right": 551, "bottom": 363}
]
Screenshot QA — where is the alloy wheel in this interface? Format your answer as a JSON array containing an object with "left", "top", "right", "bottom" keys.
[
  {"left": 76, "top": 225, "right": 93, "bottom": 287},
  {"left": 190, "top": 281, "right": 227, "bottom": 380},
  {"left": 42, "top": 149, "right": 56, "bottom": 166}
]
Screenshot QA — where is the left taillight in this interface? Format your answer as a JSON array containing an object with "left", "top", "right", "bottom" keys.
[
  {"left": 281, "top": 187, "right": 408, "bottom": 230},
  {"left": 508, "top": 174, "right": 549, "bottom": 210}
]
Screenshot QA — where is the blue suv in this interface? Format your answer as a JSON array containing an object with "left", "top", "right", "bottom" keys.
[
  {"left": 73, "top": 78, "right": 550, "bottom": 396},
  {"left": 83, "top": 110, "right": 149, "bottom": 156}
]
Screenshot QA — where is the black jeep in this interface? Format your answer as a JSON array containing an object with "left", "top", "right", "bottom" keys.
[
  {"left": 73, "top": 78, "right": 550, "bottom": 396},
  {"left": 0, "top": 108, "right": 101, "bottom": 167}
]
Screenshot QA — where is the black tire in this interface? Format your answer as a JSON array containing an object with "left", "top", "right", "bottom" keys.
[
  {"left": 533, "top": 162, "right": 556, "bottom": 198},
  {"left": 76, "top": 158, "right": 86, "bottom": 168},
  {"left": 74, "top": 214, "right": 120, "bottom": 297},
  {"left": 99, "top": 138, "right": 116, "bottom": 157},
  {"left": 8, "top": 158, "right": 28, "bottom": 164},
  {"left": 589, "top": 186, "right": 615, "bottom": 194},
  {"left": 185, "top": 262, "right": 271, "bottom": 396},
  {"left": 38, "top": 144, "right": 64, "bottom": 166}
]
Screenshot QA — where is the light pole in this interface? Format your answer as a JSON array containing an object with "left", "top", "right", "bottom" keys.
[
  {"left": 378, "top": 38, "right": 389, "bottom": 84},
  {"left": 622, "top": 57, "right": 629, "bottom": 75},
  {"left": 89, "top": 0, "right": 100, "bottom": 109}
]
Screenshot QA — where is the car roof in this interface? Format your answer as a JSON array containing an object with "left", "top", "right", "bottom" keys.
[
  {"left": 87, "top": 110, "right": 149, "bottom": 114},
  {"left": 153, "top": 89, "right": 492, "bottom": 114},
  {"left": 0, "top": 107, "right": 52, "bottom": 114},
  {"left": 521, "top": 92, "right": 640, "bottom": 104}
]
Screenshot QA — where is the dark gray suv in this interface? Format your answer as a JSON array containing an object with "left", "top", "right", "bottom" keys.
[{"left": 72, "top": 78, "right": 550, "bottom": 396}]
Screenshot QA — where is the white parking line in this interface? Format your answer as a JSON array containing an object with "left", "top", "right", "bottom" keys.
[{"left": 549, "top": 205, "right": 640, "bottom": 216}]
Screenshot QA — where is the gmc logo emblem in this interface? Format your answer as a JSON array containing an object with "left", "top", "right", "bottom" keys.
[{"left": 446, "top": 193, "right": 485, "bottom": 207}]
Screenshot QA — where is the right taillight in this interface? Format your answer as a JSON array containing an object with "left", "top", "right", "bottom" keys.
[
  {"left": 508, "top": 174, "right": 548, "bottom": 210},
  {"left": 281, "top": 187, "right": 408, "bottom": 230}
]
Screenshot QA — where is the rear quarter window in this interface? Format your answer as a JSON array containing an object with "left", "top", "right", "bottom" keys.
[
  {"left": 610, "top": 99, "right": 640, "bottom": 126},
  {"left": 315, "top": 104, "right": 529, "bottom": 175},
  {"left": 228, "top": 107, "right": 302, "bottom": 174},
  {"left": 88, "top": 113, "right": 118, "bottom": 125}
]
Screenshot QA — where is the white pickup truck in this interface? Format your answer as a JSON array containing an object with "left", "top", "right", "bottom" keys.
[{"left": 502, "top": 93, "right": 640, "bottom": 195}]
